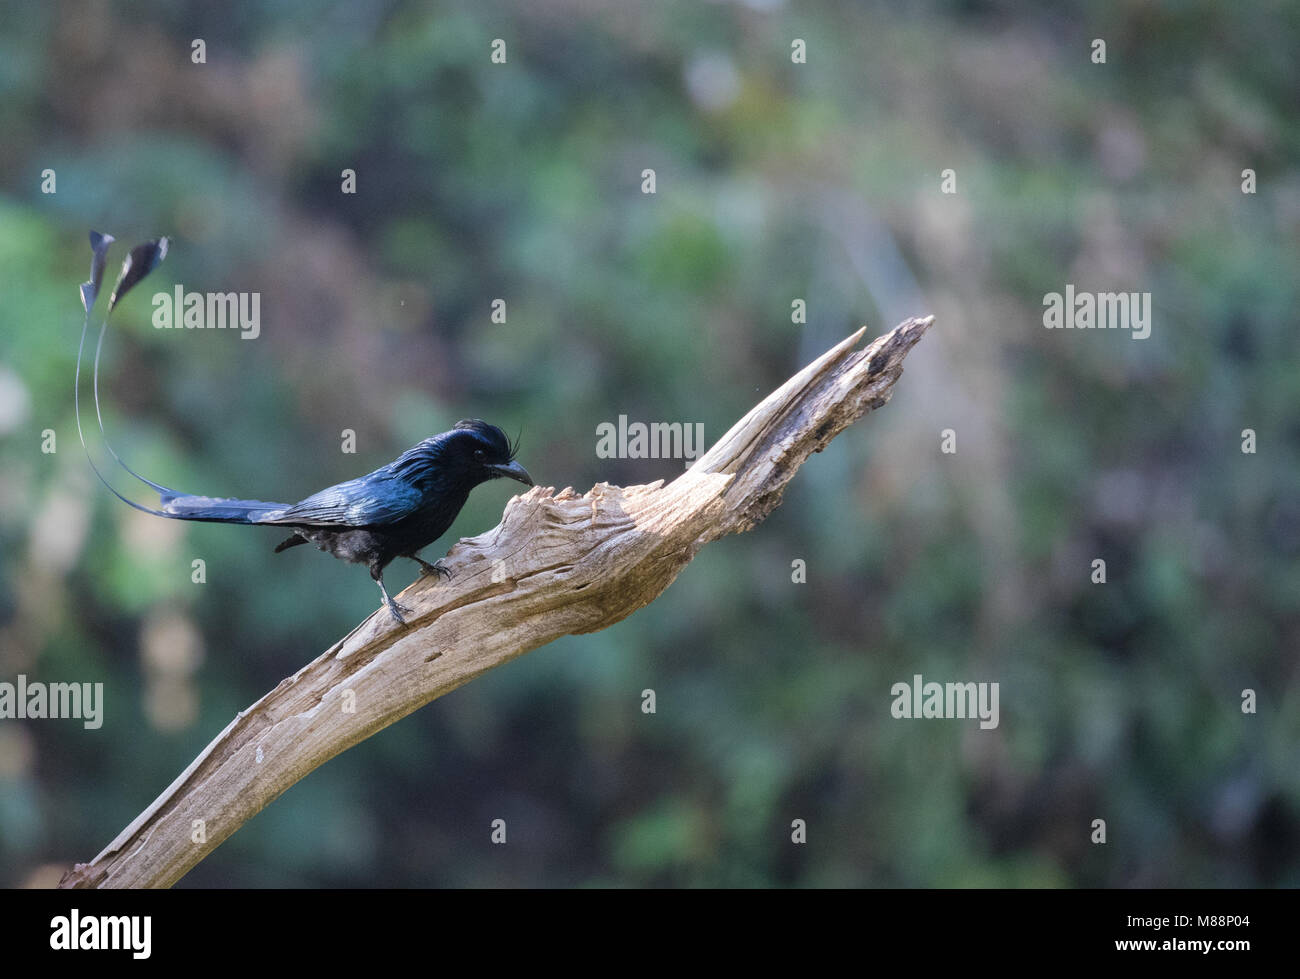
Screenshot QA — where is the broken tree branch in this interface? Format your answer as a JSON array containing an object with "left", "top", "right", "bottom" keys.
[{"left": 60, "top": 315, "right": 933, "bottom": 889}]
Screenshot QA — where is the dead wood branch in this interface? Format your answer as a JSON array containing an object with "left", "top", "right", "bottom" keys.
[{"left": 60, "top": 315, "right": 933, "bottom": 888}]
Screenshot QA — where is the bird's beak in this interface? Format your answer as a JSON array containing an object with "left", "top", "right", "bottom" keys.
[{"left": 490, "top": 460, "right": 534, "bottom": 486}]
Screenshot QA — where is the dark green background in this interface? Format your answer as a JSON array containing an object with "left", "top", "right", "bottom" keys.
[{"left": 1, "top": 0, "right": 1297, "bottom": 887}]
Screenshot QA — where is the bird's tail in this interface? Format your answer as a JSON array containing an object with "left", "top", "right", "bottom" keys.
[
  {"left": 157, "top": 493, "right": 289, "bottom": 524},
  {"left": 154, "top": 491, "right": 287, "bottom": 522},
  {"left": 75, "top": 232, "right": 289, "bottom": 525}
]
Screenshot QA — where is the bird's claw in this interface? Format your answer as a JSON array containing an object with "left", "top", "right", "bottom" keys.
[
  {"left": 414, "top": 557, "right": 453, "bottom": 581},
  {"left": 385, "top": 600, "right": 413, "bottom": 625}
]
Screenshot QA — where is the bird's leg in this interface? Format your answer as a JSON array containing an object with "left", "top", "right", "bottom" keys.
[
  {"left": 410, "top": 555, "right": 452, "bottom": 580},
  {"left": 371, "top": 565, "right": 411, "bottom": 624}
]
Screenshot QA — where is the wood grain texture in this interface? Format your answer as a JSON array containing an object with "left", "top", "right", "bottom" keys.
[{"left": 59, "top": 315, "right": 933, "bottom": 889}]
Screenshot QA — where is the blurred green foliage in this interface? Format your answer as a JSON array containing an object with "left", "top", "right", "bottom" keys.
[{"left": 0, "top": 0, "right": 1297, "bottom": 887}]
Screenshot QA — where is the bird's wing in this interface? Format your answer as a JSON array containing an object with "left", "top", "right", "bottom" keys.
[{"left": 255, "top": 472, "right": 423, "bottom": 528}]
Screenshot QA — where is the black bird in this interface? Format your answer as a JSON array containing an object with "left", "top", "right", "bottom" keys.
[
  {"left": 74, "top": 232, "right": 533, "bottom": 624},
  {"left": 156, "top": 420, "right": 532, "bottom": 623}
]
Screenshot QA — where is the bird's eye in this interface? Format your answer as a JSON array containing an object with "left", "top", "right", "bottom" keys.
[{"left": 474, "top": 449, "right": 485, "bottom": 461}]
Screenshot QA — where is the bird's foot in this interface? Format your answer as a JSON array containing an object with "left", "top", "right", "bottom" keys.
[
  {"left": 374, "top": 574, "right": 413, "bottom": 625},
  {"left": 413, "top": 557, "right": 453, "bottom": 581},
  {"left": 384, "top": 598, "right": 413, "bottom": 625}
]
